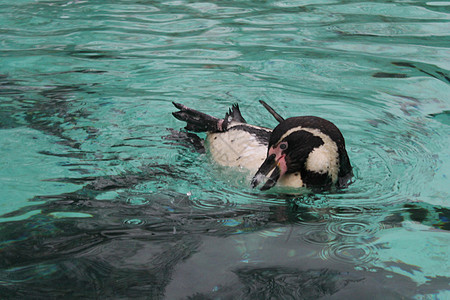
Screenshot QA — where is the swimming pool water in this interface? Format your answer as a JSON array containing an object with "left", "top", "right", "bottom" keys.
[{"left": 0, "top": 0, "right": 449, "bottom": 298}]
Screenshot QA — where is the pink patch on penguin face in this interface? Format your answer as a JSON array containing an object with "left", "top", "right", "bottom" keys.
[{"left": 268, "top": 142, "right": 288, "bottom": 176}]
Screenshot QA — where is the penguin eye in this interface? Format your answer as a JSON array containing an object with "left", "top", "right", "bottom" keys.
[{"left": 279, "top": 142, "right": 288, "bottom": 150}]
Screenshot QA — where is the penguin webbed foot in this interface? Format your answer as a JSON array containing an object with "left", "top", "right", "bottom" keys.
[{"left": 172, "top": 102, "right": 222, "bottom": 132}]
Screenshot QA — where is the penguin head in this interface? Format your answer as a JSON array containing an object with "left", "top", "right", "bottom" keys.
[{"left": 251, "top": 116, "right": 348, "bottom": 191}]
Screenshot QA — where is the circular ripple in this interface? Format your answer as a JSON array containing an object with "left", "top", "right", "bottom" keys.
[
  {"left": 328, "top": 206, "right": 365, "bottom": 219},
  {"left": 303, "top": 229, "right": 339, "bottom": 245},
  {"left": 339, "top": 222, "right": 367, "bottom": 236},
  {"left": 326, "top": 221, "right": 380, "bottom": 237},
  {"left": 319, "top": 242, "right": 377, "bottom": 265}
]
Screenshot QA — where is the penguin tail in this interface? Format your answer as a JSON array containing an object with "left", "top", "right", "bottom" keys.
[{"left": 224, "top": 104, "right": 246, "bottom": 124}]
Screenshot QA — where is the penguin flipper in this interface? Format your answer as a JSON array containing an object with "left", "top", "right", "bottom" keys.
[
  {"left": 259, "top": 100, "right": 284, "bottom": 123},
  {"left": 164, "top": 128, "right": 205, "bottom": 153}
]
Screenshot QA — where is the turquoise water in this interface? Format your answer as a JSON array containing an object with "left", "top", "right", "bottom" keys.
[{"left": 1, "top": 0, "right": 449, "bottom": 298}]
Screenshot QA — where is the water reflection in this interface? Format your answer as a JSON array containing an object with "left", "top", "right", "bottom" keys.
[
  {"left": 1, "top": 176, "right": 448, "bottom": 297},
  {"left": 0, "top": 0, "right": 449, "bottom": 297},
  {"left": 0, "top": 73, "right": 448, "bottom": 296}
]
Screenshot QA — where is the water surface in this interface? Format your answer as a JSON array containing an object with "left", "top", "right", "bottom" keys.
[{"left": 0, "top": 0, "right": 449, "bottom": 298}]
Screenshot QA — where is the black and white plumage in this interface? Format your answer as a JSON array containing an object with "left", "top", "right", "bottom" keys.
[{"left": 172, "top": 101, "right": 352, "bottom": 191}]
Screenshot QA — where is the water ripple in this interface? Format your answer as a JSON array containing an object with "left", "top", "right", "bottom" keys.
[
  {"left": 326, "top": 221, "right": 380, "bottom": 237},
  {"left": 236, "top": 12, "right": 344, "bottom": 26},
  {"left": 303, "top": 228, "right": 338, "bottom": 245},
  {"left": 0, "top": 0, "right": 448, "bottom": 297},
  {"left": 328, "top": 206, "right": 365, "bottom": 219},
  {"left": 319, "top": 242, "right": 378, "bottom": 266},
  {"left": 332, "top": 22, "right": 450, "bottom": 37}
]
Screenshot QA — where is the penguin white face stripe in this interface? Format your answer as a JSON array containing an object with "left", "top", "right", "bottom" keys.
[
  {"left": 274, "top": 126, "right": 340, "bottom": 183},
  {"left": 306, "top": 139, "right": 339, "bottom": 183}
]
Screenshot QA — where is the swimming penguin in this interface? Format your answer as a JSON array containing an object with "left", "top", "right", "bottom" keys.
[{"left": 172, "top": 101, "right": 352, "bottom": 191}]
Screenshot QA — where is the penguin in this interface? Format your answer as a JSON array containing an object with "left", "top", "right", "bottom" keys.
[{"left": 172, "top": 101, "right": 352, "bottom": 191}]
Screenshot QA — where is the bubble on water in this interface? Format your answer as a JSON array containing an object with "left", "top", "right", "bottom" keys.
[{"left": 123, "top": 218, "right": 145, "bottom": 225}]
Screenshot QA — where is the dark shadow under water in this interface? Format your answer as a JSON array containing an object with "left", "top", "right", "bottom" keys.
[
  {"left": 0, "top": 75, "right": 449, "bottom": 299},
  {"left": 1, "top": 163, "right": 448, "bottom": 298}
]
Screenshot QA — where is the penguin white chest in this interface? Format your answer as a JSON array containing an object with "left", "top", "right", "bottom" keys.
[{"left": 206, "top": 131, "right": 267, "bottom": 172}]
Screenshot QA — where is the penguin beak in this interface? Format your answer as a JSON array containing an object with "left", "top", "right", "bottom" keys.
[{"left": 251, "top": 154, "right": 282, "bottom": 191}]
